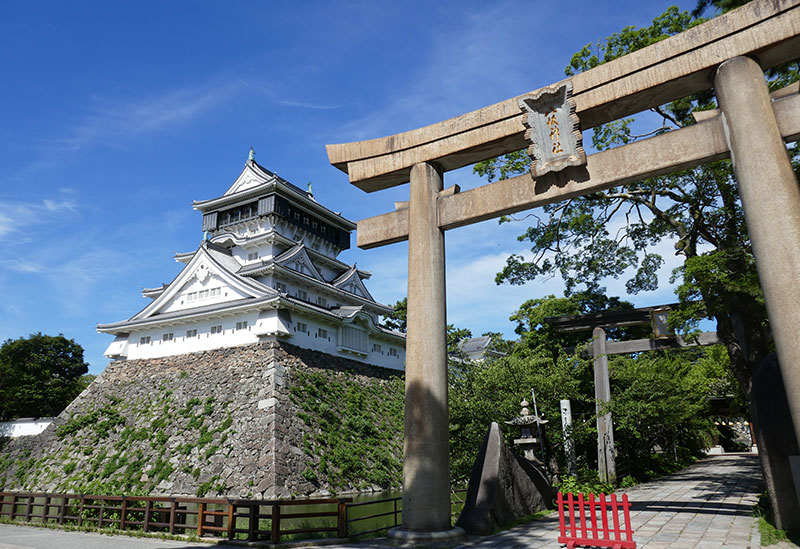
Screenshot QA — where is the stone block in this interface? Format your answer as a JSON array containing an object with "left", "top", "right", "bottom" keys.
[{"left": 456, "top": 422, "right": 551, "bottom": 535}]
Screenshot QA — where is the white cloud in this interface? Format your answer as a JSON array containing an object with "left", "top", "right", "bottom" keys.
[
  {"left": 279, "top": 100, "right": 340, "bottom": 110},
  {"left": 336, "top": 1, "right": 560, "bottom": 142},
  {"left": 64, "top": 82, "right": 242, "bottom": 150},
  {"left": 0, "top": 197, "right": 79, "bottom": 238},
  {"left": 0, "top": 259, "right": 44, "bottom": 273},
  {"left": 43, "top": 198, "right": 78, "bottom": 213},
  {"left": 46, "top": 248, "right": 131, "bottom": 316}
]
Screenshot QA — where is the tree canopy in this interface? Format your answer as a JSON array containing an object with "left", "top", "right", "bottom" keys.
[
  {"left": 0, "top": 333, "right": 90, "bottom": 421},
  {"left": 474, "top": 1, "right": 799, "bottom": 402},
  {"left": 447, "top": 293, "right": 734, "bottom": 487}
]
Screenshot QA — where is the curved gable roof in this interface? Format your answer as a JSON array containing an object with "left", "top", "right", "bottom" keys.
[
  {"left": 272, "top": 243, "right": 324, "bottom": 281},
  {"left": 130, "top": 243, "right": 275, "bottom": 321},
  {"left": 332, "top": 266, "right": 375, "bottom": 302}
]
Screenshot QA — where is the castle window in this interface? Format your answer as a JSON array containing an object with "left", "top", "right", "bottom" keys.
[
  {"left": 372, "top": 343, "right": 382, "bottom": 353},
  {"left": 297, "top": 289, "right": 308, "bottom": 301},
  {"left": 275, "top": 282, "right": 287, "bottom": 293},
  {"left": 248, "top": 252, "right": 259, "bottom": 261},
  {"left": 235, "top": 321, "right": 248, "bottom": 331},
  {"left": 389, "top": 348, "right": 398, "bottom": 357},
  {"left": 210, "top": 288, "right": 221, "bottom": 298},
  {"left": 186, "top": 292, "right": 197, "bottom": 302},
  {"left": 318, "top": 328, "right": 328, "bottom": 339},
  {"left": 340, "top": 326, "right": 368, "bottom": 353},
  {"left": 317, "top": 296, "right": 327, "bottom": 307},
  {"left": 211, "top": 325, "right": 223, "bottom": 334},
  {"left": 163, "top": 333, "right": 174, "bottom": 342},
  {"left": 199, "top": 289, "right": 209, "bottom": 299},
  {"left": 219, "top": 201, "right": 258, "bottom": 227},
  {"left": 296, "top": 322, "right": 307, "bottom": 333},
  {"left": 140, "top": 336, "right": 151, "bottom": 345},
  {"left": 186, "top": 329, "right": 197, "bottom": 338}
]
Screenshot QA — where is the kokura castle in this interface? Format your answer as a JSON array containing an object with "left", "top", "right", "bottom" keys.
[{"left": 98, "top": 152, "right": 406, "bottom": 370}]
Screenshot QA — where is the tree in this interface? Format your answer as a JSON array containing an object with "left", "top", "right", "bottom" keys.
[
  {"left": 475, "top": 0, "right": 798, "bottom": 524},
  {"left": 0, "top": 333, "right": 90, "bottom": 420},
  {"left": 384, "top": 297, "right": 407, "bottom": 332},
  {"left": 384, "top": 295, "right": 474, "bottom": 352},
  {"left": 448, "top": 294, "right": 729, "bottom": 487}
]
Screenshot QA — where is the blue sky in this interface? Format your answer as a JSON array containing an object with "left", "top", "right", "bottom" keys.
[{"left": 0, "top": 1, "right": 698, "bottom": 374}]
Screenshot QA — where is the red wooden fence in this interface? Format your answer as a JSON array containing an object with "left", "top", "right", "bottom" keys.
[{"left": 557, "top": 491, "right": 636, "bottom": 549}]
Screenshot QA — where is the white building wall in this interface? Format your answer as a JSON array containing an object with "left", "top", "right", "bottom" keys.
[
  {"left": 114, "top": 309, "right": 405, "bottom": 370},
  {"left": 161, "top": 274, "right": 250, "bottom": 314},
  {"left": 0, "top": 418, "right": 55, "bottom": 438}
]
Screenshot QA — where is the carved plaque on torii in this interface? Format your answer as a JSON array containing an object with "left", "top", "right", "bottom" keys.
[{"left": 518, "top": 81, "right": 586, "bottom": 177}]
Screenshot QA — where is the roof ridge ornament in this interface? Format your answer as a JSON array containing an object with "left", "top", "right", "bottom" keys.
[{"left": 248, "top": 147, "right": 256, "bottom": 164}]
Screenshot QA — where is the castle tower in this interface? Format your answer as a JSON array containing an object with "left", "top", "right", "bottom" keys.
[{"left": 98, "top": 153, "right": 405, "bottom": 370}]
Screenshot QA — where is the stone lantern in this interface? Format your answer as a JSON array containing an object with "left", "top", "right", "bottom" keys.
[{"left": 505, "top": 399, "right": 548, "bottom": 462}]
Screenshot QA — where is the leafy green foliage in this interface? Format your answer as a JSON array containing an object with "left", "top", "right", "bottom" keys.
[
  {"left": 449, "top": 346, "right": 591, "bottom": 482},
  {"left": 384, "top": 298, "right": 407, "bottom": 332},
  {"left": 0, "top": 333, "right": 90, "bottom": 420},
  {"left": 605, "top": 351, "right": 716, "bottom": 478},
  {"left": 56, "top": 403, "right": 126, "bottom": 442},
  {"left": 449, "top": 295, "right": 739, "bottom": 487},
  {"left": 3, "top": 377, "right": 234, "bottom": 496},
  {"left": 290, "top": 368, "right": 404, "bottom": 490},
  {"left": 475, "top": 2, "right": 799, "bottom": 408}
]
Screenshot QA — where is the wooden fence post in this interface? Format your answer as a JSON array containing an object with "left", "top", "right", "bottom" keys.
[
  {"left": 41, "top": 495, "right": 49, "bottom": 522},
  {"left": 120, "top": 497, "right": 128, "bottom": 530},
  {"left": 77, "top": 496, "right": 84, "bottom": 526},
  {"left": 24, "top": 495, "right": 33, "bottom": 521},
  {"left": 337, "top": 500, "right": 347, "bottom": 538},
  {"left": 247, "top": 503, "right": 258, "bottom": 541},
  {"left": 197, "top": 502, "right": 206, "bottom": 537},
  {"left": 226, "top": 502, "right": 235, "bottom": 540},
  {"left": 271, "top": 504, "right": 280, "bottom": 544},
  {"left": 143, "top": 500, "right": 152, "bottom": 532},
  {"left": 169, "top": 500, "right": 177, "bottom": 534},
  {"left": 58, "top": 496, "right": 66, "bottom": 524}
]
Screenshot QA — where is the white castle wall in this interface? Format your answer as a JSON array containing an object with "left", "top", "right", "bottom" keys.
[{"left": 121, "top": 310, "right": 404, "bottom": 370}]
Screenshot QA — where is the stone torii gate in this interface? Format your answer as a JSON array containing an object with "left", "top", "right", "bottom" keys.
[
  {"left": 326, "top": 0, "right": 800, "bottom": 540},
  {"left": 547, "top": 303, "right": 722, "bottom": 485}
]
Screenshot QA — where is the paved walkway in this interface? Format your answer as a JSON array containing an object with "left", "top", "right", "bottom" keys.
[
  {"left": 0, "top": 453, "right": 793, "bottom": 548},
  {"left": 321, "top": 453, "right": 783, "bottom": 548}
]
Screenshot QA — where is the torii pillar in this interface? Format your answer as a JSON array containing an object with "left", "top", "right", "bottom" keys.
[
  {"left": 388, "top": 162, "right": 465, "bottom": 542},
  {"left": 715, "top": 56, "right": 800, "bottom": 524},
  {"left": 325, "top": 5, "right": 800, "bottom": 536}
]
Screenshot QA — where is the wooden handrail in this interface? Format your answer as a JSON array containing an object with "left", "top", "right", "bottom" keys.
[{"left": 0, "top": 490, "right": 353, "bottom": 543}]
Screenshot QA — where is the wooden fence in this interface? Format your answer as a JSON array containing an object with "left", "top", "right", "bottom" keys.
[
  {"left": 0, "top": 489, "right": 467, "bottom": 542},
  {"left": 0, "top": 491, "right": 349, "bottom": 542}
]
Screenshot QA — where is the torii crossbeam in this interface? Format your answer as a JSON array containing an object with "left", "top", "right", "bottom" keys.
[{"left": 326, "top": 0, "right": 800, "bottom": 540}]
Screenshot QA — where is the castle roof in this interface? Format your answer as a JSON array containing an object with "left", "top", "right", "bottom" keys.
[{"left": 192, "top": 159, "right": 356, "bottom": 231}]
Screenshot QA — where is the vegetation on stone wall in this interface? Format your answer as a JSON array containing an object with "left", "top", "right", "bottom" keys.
[
  {"left": 289, "top": 366, "right": 404, "bottom": 491},
  {"left": 0, "top": 376, "right": 233, "bottom": 497}
]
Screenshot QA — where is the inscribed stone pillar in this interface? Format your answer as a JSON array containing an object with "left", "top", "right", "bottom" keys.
[
  {"left": 593, "top": 327, "right": 616, "bottom": 485},
  {"left": 714, "top": 56, "right": 800, "bottom": 446},
  {"left": 560, "top": 399, "right": 577, "bottom": 477},
  {"left": 388, "top": 162, "right": 463, "bottom": 541}
]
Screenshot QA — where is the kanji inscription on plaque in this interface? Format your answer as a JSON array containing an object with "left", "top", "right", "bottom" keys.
[{"left": 518, "top": 81, "right": 586, "bottom": 177}]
